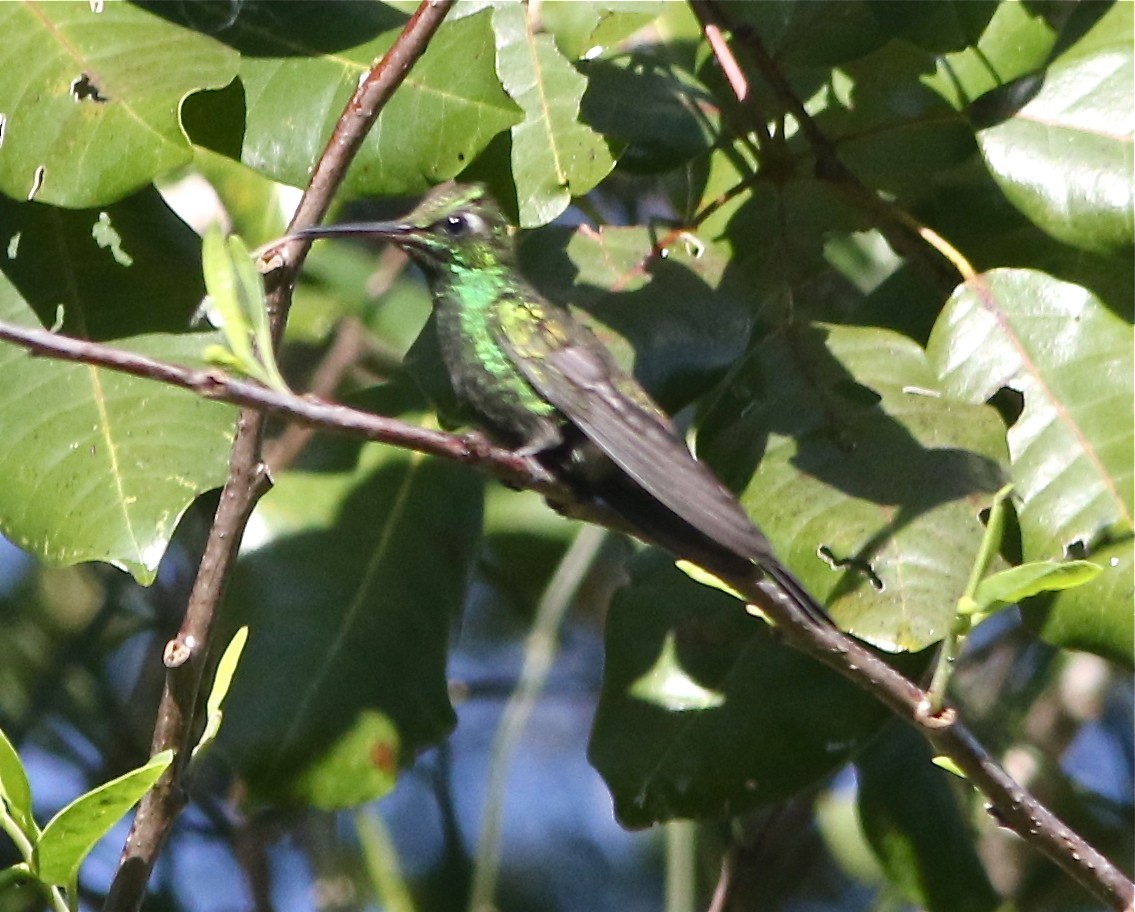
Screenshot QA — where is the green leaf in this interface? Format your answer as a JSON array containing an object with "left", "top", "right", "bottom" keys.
[
  {"left": 814, "top": 40, "right": 975, "bottom": 199},
  {"left": 674, "top": 560, "right": 744, "bottom": 602},
  {"left": 492, "top": 3, "right": 617, "bottom": 225},
  {"left": 0, "top": 727, "right": 35, "bottom": 841},
  {"left": 34, "top": 750, "right": 173, "bottom": 886},
  {"left": 288, "top": 711, "right": 400, "bottom": 811},
  {"left": 974, "top": 3, "right": 1134, "bottom": 254},
  {"left": 727, "top": 1, "right": 889, "bottom": 67},
  {"left": 929, "top": 269, "right": 1132, "bottom": 663},
  {"left": 589, "top": 554, "right": 926, "bottom": 828},
  {"left": 540, "top": 1, "right": 662, "bottom": 61},
  {"left": 930, "top": 271, "right": 1132, "bottom": 567},
  {"left": 193, "top": 625, "right": 249, "bottom": 761},
  {"left": 218, "top": 390, "right": 483, "bottom": 806},
  {"left": 183, "top": 5, "right": 520, "bottom": 197},
  {"left": 866, "top": 0, "right": 999, "bottom": 55},
  {"left": 699, "top": 323, "right": 1008, "bottom": 653},
  {"left": 857, "top": 725, "right": 999, "bottom": 912},
  {"left": 0, "top": 286, "right": 237, "bottom": 584},
  {"left": 0, "top": 1, "right": 237, "bottom": 207},
  {"left": 201, "top": 228, "right": 288, "bottom": 392},
  {"left": 971, "top": 560, "right": 1101, "bottom": 614},
  {"left": 580, "top": 54, "right": 719, "bottom": 174},
  {"left": 919, "top": 1, "right": 1064, "bottom": 106},
  {"left": 628, "top": 631, "right": 726, "bottom": 712},
  {"left": 1024, "top": 539, "right": 1134, "bottom": 668}
]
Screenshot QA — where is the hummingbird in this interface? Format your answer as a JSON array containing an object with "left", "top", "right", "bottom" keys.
[{"left": 289, "top": 182, "right": 831, "bottom": 630}]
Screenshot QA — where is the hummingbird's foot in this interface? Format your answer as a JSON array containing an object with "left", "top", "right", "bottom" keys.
[{"left": 513, "top": 421, "right": 564, "bottom": 458}]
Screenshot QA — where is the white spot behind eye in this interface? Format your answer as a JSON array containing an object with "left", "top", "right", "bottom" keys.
[{"left": 461, "top": 212, "right": 486, "bottom": 234}]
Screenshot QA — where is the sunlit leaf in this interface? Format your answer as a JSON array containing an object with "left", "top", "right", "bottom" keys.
[
  {"left": 0, "top": 2, "right": 237, "bottom": 207},
  {"left": 34, "top": 750, "right": 173, "bottom": 886},
  {"left": 0, "top": 727, "right": 34, "bottom": 841},
  {"left": 492, "top": 3, "right": 616, "bottom": 225},
  {"left": 0, "top": 285, "right": 236, "bottom": 584},
  {"left": 699, "top": 323, "right": 1008, "bottom": 652},
  {"left": 974, "top": 3, "right": 1134, "bottom": 253}
]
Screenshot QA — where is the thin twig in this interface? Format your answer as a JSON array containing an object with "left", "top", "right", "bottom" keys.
[
  {"left": 0, "top": 319, "right": 558, "bottom": 494},
  {"left": 100, "top": 3, "right": 457, "bottom": 910},
  {"left": 691, "top": 0, "right": 962, "bottom": 291}
]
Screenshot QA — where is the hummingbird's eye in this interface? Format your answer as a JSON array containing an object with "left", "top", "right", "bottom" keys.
[
  {"left": 441, "top": 214, "right": 471, "bottom": 237},
  {"left": 436, "top": 211, "right": 485, "bottom": 238}
]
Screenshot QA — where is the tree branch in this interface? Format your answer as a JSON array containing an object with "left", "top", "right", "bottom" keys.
[
  {"left": 6, "top": 308, "right": 1131, "bottom": 910},
  {"left": 101, "top": 3, "right": 457, "bottom": 910}
]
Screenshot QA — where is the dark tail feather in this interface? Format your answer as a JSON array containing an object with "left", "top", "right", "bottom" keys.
[{"left": 583, "top": 472, "right": 835, "bottom": 632}]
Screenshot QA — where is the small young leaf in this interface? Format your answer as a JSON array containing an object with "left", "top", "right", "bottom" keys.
[
  {"left": 201, "top": 228, "right": 289, "bottom": 392},
  {"left": 0, "top": 727, "right": 35, "bottom": 840},
  {"left": 193, "top": 626, "right": 250, "bottom": 760},
  {"left": 674, "top": 560, "right": 745, "bottom": 602},
  {"left": 971, "top": 560, "right": 1102, "bottom": 615},
  {"left": 202, "top": 226, "right": 258, "bottom": 368},
  {"left": 33, "top": 750, "right": 173, "bottom": 886}
]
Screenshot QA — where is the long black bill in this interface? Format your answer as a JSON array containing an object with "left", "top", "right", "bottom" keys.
[{"left": 286, "top": 222, "right": 413, "bottom": 242}]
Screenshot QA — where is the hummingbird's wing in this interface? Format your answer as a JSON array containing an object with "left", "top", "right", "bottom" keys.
[{"left": 489, "top": 293, "right": 777, "bottom": 565}]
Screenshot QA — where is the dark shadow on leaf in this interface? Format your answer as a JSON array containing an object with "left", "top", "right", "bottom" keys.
[{"left": 130, "top": 0, "right": 403, "bottom": 56}]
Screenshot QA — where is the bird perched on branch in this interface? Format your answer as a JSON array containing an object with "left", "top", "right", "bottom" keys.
[{"left": 290, "top": 182, "right": 832, "bottom": 631}]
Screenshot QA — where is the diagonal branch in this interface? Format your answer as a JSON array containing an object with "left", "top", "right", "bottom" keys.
[{"left": 5, "top": 304, "right": 1131, "bottom": 910}]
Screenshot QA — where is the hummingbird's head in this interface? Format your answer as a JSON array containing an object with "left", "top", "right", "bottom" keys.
[
  {"left": 395, "top": 182, "right": 516, "bottom": 273},
  {"left": 289, "top": 182, "right": 516, "bottom": 275}
]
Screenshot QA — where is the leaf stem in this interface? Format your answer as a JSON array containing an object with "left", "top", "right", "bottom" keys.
[{"left": 926, "top": 485, "right": 1014, "bottom": 713}]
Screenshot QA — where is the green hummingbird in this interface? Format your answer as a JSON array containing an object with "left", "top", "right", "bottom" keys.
[{"left": 291, "top": 182, "right": 830, "bottom": 629}]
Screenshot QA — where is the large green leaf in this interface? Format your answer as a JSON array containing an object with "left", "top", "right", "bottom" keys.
[
  {"left": 0, "top": 1, "right": 237, "bottom": 208},
  {"left": 1026, "top": 540, "right": 1134, "bottom": 667},
  {"left": 974, "top": 2, "right": 1134, "bottom": 254},
  {"left": 917, "top": 0, "right": 1064, "bottom": 104},
  {"left": 589, "top": 553, "right": 925, "bottom": 828},
  {"left": 699, "top": 323, "right": 1008, "bottom": 653},
  {"left": 929, "top": 269, "right": 1132, "bottom": 663},
  {"left": 857, "top": 725, "right": 999, "bottom": 912},
  {"left": 218, "top": 393, "right": 483, "bottom": 807},
  {"left": 930, "top": 271, "right": 1132, "bottom": 559},
  {"left": 814, "top": 40, "right": 975, "bottom": 199},
  {"left": 178, "top": 4, "right": 520, "bottom": 198},
  {"left": 0, "top": 299, "right": 236, "bottom": 584},
  {"left": 34, "top": 750, "right": 172, "bottom": 886},
  {"left": 728, "top": 1, "right": 889, "bottom": 67},
  {"left": 491, "top": 3, "right": 617, "bottom": 225}
]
